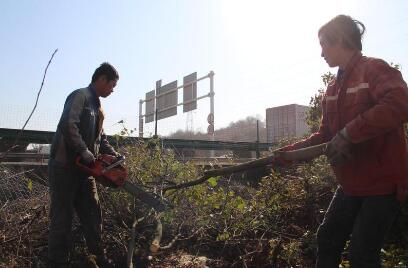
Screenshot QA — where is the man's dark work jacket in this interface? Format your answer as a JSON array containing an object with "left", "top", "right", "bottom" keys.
[{"left": 49, "top": 85, "right": 116, "bottom": 168}]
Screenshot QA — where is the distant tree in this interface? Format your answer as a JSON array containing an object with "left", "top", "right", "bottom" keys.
[
  {"left": 167, "top": 129, "right": 208, "bottom": 140},
  {"left": 390, "top": 62, "right": 401, "bottom": 70},
  {"left": 165, "top": 116, "right": 267, "bottom": 157},
  {"left": 216, "top": 116, "right": 267, "bottom": 143},
  {"left": 167, "top": 116, "right": 267, "bottom": 143},
  {"left": 305, "top": 72, "right": 334, "bottom": 133}
]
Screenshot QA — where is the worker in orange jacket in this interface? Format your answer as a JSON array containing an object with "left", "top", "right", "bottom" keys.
[{"left": 278, "top": 15, "right": 408, "bottom": 267}]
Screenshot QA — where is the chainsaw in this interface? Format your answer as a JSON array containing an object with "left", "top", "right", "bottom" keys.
[{"left": 75, "top": 154, "right": 172, "bottom": 212}]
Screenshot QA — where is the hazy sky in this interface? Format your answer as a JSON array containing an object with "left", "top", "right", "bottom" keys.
[{"left": 1, "top": 0, "right": 408, "bottom": 136}]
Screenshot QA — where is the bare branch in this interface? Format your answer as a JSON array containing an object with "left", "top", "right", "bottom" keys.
[{"left": 0, "top": 48, "right": 58, "bottom": 160}]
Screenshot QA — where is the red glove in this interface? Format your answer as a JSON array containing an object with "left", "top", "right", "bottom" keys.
[{"left": 273, "top": 144, "right": 295, "bottom": 167}]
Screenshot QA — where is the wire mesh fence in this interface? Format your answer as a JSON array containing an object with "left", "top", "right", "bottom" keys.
[
  {"left": 0, "top": 165, "right": 48, "bottom": 208},
  {"left": 0, "top": 164, "right": 49, "bottom": 266}
]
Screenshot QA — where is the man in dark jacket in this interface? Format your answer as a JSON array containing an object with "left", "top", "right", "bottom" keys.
[{"left": 48, "top": 62, "right": 119, "bottom": 267}]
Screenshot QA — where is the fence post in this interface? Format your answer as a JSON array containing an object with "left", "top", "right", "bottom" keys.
[
  {"left": 139, "top": 99, "right": 143, "bottom": 138},
  {"left": 256, "top": 120, "right": 260, "bottom": 159},
  {"left": 209, "top": 71, "right": 215, "bottom": 157}
]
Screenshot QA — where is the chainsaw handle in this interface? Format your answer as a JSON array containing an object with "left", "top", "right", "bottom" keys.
[{"left": 75, "top": 156, "right": 99, "bottom": 177}]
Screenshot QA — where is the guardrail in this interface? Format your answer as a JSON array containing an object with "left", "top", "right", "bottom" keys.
[
  {"left": 0, "top": 128, "right": 275, "bottom": 152},
  {"left": 0, "top": 152, "right": 255, "bottom": 167}
]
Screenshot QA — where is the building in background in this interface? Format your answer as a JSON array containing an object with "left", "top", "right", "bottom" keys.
[{"left": 266, "top": 104, "right": 309, "bottom": 143}]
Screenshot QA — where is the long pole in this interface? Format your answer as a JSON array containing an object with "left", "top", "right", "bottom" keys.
[
  {"left": 209, "top": 71, "right": 215, "bottom": 157},
  {"left": 153, "top": 80, "right": 162, "bottom": 138},
  {"left": 256, "top": 120, "right": 260, "bottom": 159},
  {"left": 139, "top": 99, "right": 143, "bottom": 138},
  {"left": 154, "top": 109, "right": 158, "bottom": 138}
]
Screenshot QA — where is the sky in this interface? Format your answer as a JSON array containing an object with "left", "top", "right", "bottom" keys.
[{"left": 1, "top": 0, "right": 408, "bottom": 137}]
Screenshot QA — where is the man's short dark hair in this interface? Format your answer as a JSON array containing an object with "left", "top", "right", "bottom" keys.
[{"left": 91, "top": 62, "right": 119, "bottom": 83}]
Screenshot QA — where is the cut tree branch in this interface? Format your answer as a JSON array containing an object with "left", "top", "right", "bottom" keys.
[{"left": 163, "top": 143, "right": 327, "bottom": 192}]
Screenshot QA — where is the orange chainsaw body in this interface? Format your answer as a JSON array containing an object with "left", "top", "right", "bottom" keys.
[{"left": 76, "top": 154, "right": 128, "bottom": 187}]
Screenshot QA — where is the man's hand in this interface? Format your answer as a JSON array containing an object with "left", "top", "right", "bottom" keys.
[
  {"left": 113, "top": 152, "right": 122, "bottom": 158},
  {"left": 80, "top": 149, "right": 95, "bottom": 165},
  {"left": 325, "top": 128, "right": 353, "bottom": 166}
]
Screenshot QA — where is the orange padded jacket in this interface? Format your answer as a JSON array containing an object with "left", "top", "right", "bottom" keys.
[{"left": 292, "top": 52, "right": 408, "bottom": 196}]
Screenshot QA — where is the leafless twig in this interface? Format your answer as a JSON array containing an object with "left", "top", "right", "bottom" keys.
[{"left": 0, "top": 48, "right": 58, "bottom": 160}]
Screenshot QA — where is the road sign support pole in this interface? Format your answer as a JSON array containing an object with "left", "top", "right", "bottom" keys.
[{"left": 154, "top": 109, "right": 158, "bottom": 138}]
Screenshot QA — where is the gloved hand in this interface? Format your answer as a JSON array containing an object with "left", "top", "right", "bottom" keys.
[
  {"left": 273, "top": 144, "right": 295, "bottom": 167},
  {"left": 325, "top": 128, "right": 352, "bottom": 166},
  {"left": 80, "top": 149, "right": 95, "bottom": 165}
]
